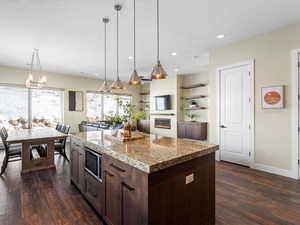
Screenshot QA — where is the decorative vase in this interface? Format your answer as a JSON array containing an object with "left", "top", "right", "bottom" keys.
[{"left": 123, "top": 122, "right": 132, "bottom": 138}]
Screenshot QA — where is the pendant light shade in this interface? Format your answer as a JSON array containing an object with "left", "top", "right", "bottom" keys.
[
  {"left": 129, "top": 0, "right": 141, "bottom": 85},
  {"left": 151, "top": 60, "right": 167, "bottom": 79},
  {"left": 99, "top": 17, "right": 111, "bottom": 93},
  {"left": 111, "top": 4, "right": 124, "bottom": 90},
  {"left": 129, "top": 69, "right": 141, "bottom": 85},
  {"left": 151, "top": 0, "right": 167, "bottom": 80}
]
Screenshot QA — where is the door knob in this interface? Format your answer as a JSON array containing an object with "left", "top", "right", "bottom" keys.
[{"left": 220, "top": 125, "right": 227, "bottom": 128}]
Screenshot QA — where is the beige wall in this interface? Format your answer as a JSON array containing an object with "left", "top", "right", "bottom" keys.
[
  {"left": 209, "top": 24, "right": 300, "bottom": 171},
  {"left": 0, "top": 66, "right": 141, "bottom": 132}
]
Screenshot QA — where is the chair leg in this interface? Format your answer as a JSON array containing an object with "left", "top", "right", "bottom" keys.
[
  {"left": 1, "top": 154, "right": 9, "bottom": 175},
  {"left": 62, "top": 148, "right": 69, "bottom": 161}
]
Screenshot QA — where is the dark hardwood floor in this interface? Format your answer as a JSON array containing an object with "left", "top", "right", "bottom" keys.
[{"left": 0, "top": 150, "right": 299, "bottom": 225}]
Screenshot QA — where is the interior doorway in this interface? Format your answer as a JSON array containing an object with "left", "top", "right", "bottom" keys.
[{"left": 216, "top": 61, "right": 255, "bottom": 167}]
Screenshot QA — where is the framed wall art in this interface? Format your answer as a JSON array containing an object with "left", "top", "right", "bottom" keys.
[
  {"left": 69, "top": 91, "right": 84, "bottom": 112},
  {"left": 261, "top": 86, "right": 284, "bottom": 109}
]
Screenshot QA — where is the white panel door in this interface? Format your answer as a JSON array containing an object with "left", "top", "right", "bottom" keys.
[{"left": 220, "top": 64, "right": 251, "bottom": 166}]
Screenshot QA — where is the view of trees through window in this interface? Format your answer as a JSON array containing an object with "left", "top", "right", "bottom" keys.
[
  {"left": 0, "top": 86, "right": 64, "bottom": 130},
  {"left": 86, "top": 93, "right": 132, "bottom": 121}
]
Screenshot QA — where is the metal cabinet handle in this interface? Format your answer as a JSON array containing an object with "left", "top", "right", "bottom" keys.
[
  {"left": 122, "top": 182, "right": 135, "bottom": 192},
  {"left": 105, "top": 170, "right": 114, "bottom": 177},
  {"left": 220, "top": 125, "right": 227, "bottom": 128},
  {"left": 110, "top": 163, "right": 126, "bottom": 173}
]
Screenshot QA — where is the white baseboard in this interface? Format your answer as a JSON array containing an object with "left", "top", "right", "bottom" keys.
[{"left": 253, "top": 163, "right": 297, "bottom": 179}]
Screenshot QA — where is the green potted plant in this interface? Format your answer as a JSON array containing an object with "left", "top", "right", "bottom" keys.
[
  {"left": 119, "top": 101, "right": 146, "bottom": 137},
  {"left": 186, "top": 112, "right": 198, "bottom": 122}
]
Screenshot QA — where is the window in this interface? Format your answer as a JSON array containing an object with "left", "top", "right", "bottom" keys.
[
  {"left": 118, "top": 95, "right": 132, "bottom": 116},
  {"left": 86, "top": 93, "right": 132, "bottom": 121},
  {"left": 0, "top": 85, "right": 64, "bottom": 130},
  {"left": 31, "top": 89, "right": 64, "bottom": 128},
  {"left": 86, "top": 93, "right": 102, "bottom": 120},
  {"left": 0, "top": 86, "right": 29, "bottom": 130},
  {"left": 103, "top": 94, "right": 118, "bottom": 118}
]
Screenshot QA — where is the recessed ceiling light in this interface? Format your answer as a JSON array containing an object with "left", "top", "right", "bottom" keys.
[
  {"left": 171, "top": 52, "right": 177, "bottom": 56},
  {"left": 217, "top": 34, "right": 225, "bottom": 39},
  {"left": 128, "top": 56, "right": 133, "bottom": 60}
]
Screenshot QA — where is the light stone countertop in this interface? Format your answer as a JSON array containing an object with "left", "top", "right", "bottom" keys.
[{"left": 71, "top": 131, "right": 219, "bottom": 174}]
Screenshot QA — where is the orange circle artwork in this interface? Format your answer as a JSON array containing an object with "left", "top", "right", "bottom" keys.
[{"left": 264, "top": 91, "right": 281, "bottom": 105}]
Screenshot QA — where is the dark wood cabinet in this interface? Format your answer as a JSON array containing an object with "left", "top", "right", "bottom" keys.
[
  {"left": 70, "top": 140, "right": 86, "bottom": 193},
  {"left": 70, "top": 148, "right": 79, "bottom": 185},
  {"left": 85, "top": 171, "right": 105, "bottom": 215},
  {"left": 177, "top": 122, "right": 207, "bottom": 140},
  {"left": 103, "top": 155, "right": 148, "bottom": 225},
  {"left": 71, "top": 137, "right": 215, "bottom": 225},
  {"left": 104, "top": 170, "right": 122, "bottom": 225},
  {"left": 137, "top": 119, "right": 150, "bottom": 134}
]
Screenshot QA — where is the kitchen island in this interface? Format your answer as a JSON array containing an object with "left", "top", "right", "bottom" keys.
[{"left": 70, "top": 131, "right": 218, "bottom": 225}]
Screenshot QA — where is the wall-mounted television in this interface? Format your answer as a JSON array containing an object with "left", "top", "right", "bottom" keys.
[{"left": 155, "top": 95, "right": 172, "bottom": 111}]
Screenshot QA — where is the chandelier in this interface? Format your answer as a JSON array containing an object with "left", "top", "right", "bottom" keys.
[{"left": 26, "top": 49, "right": 47, "bottom": 89}]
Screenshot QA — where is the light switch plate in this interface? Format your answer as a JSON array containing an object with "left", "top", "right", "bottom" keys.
[{"left": 185, "top": 173, "right": 194, "bottom": 184}]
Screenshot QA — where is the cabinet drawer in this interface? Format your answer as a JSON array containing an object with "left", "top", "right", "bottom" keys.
[
  {"left": 103, "top": 155, "right": 144, "bottom": 187},
  {"left": 85, "top": 171, "right": 105, "bottom": 215}
]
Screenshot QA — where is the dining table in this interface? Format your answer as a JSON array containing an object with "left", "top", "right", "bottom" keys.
[{"left": 6, "top": 128, "right": 68, "bottom": 174}]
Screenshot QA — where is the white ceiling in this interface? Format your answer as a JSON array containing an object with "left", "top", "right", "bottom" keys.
[{"left": 0, "top": 0, "right": 300, "bottom": 80}]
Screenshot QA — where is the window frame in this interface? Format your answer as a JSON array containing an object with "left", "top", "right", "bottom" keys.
[
  {"left": 86, "top": 91, "right": 132, "bottom": 121},
  {"left": 0, "top": 83, "right": 65, "bottom": 129}
]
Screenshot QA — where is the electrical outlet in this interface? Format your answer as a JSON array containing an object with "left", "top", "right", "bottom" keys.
[{"left": 185, "top": 173, "right": 194, "bottom": 184}]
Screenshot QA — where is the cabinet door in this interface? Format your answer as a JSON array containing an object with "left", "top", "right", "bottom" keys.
[
  {"left": 85, "top": 172, "right": 105, "bottom": 215},
  {"left": 70, "top": 149, "right": 79, "bottom": 185},
  {"left": 190, "top": 125, "right": 200, "bottom": 140},
  {"left": 121, "top": 182, "right": 145, "bottom": 225},
  {"left": 104, "top": 170, "right": 121, "bottom": 225},
  {"left": 78, "top": 150, "right": 86, "bottom": 193}
]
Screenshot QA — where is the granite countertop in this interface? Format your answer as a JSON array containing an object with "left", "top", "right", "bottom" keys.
[{"left": 71, "top": 131, "right": 219, "bottom": 174}]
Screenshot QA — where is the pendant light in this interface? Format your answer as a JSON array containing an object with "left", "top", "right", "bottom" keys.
[
  {"left": 128, "top": 0, "right": 141, "bottom": 85},
  {"left": 150, "top": 0, "right": 168, "bottom": 80},
  {"left": 25, "top": 49, "right": 47, "bottom": 89},
  {"left": 99, "top": 17, "right": 111, "bottom": 92},
  {"left": 111, "top": 4, "right": 124, "bottom": 90}
]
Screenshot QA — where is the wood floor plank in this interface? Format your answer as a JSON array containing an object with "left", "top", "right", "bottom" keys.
[{"left": 0, "top": 150, "right": 299, "bottom": 225}]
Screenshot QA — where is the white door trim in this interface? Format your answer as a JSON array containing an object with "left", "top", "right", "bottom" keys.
[
  {"left": 216, "top": 60, "right": 255, "bottom": 168},
  {"left": 291, "top": 49, "right": 300, "bottom": 179}
]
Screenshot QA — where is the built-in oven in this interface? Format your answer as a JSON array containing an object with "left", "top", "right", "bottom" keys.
[{"left": 85, "top": 147, "right": 102, "bottom": 182}]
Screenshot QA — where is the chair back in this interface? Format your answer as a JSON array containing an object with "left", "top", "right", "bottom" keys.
[
  {"left": 0, "top": 128, "right": 9, "bottom": 153},
  {"left": 57, "top": 124, "right": 63, "bottom": 132},
  {"left": 64, "top": 125, "right": 71, "bottom": 135}
]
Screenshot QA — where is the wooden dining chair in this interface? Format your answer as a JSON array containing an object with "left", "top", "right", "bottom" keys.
[
  {"left": 54, "top": 125, "right": 70, "bottom": 161},
  {"left": 0, "top": 127, "right": 22, "bottom": 175}
]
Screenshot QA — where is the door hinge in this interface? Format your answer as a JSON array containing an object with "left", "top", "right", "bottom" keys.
[
  {"left": 249, "top": 124, "right": 251, "bottom": 129},
  {"left": 298, "top": 159, "right": 300, "bottom": 165},
  {"left": 249, "top": 152, "right": 251, "bottom": 157},
  {"left": 298, "top": 94, "right": 300, "bottom": 100},
  {"left": 298, "top": 61, "right": 300, "bottom": 68},
  {"left": 249, "top": 71, "right": 251, "bottom": 77},
  {"left": 298, "top": 127, "right": 300, "bottom": 132},
  {"left": 249, "top": 98, "right": 251, "bottom": 103}
]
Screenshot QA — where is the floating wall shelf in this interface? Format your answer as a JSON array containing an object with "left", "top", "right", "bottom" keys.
[
  {"left": 140, "top": 92, "right": 150, "bottom": 95},
  {"left": 181, "top": 83, "right": 207, "bottom": 89},
  {"left": 182, "top": 95, "right": 208, "bottom": 100},
  {"left": 183, "top": 107, "right": 207, "bottom": 110}
]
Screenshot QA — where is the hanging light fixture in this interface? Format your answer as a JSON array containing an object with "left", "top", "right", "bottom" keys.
[
  {"left": 111, "top": 4, "right": 124, "bottom": 90},
  {"left": 151, "top": 0, "right": 168, "bottom": 80},
  {"left": 99, "top": 17, "right": 111, "bottom": 92},
  {"left": 128, "top": 0, "right": 141, "bottom": 85},
  {"left": 25, "top": 49, "right": 47, "bottom": 89}
]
